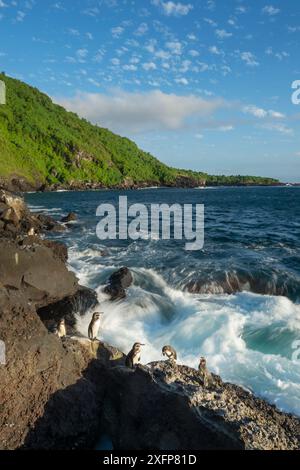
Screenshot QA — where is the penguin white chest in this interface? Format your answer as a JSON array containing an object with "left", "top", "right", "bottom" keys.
[
  {"left": 58, "top": 324, "right": 66, "bottom": 338},
  {"left": 92, "top": 319, "right": 101, "bottom": 337},
  {"left": 132, "top": 353, "right": 140, "bottom": 366}
]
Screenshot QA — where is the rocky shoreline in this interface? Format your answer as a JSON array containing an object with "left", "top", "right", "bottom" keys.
[
  {"left": 0, "top": 175, "right": 286, "bottom": 193},
  {"left": 0, "top": 190, "right": 299, "bottom": 450}
]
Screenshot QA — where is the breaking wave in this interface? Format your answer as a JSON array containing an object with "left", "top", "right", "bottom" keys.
[{"left": 25, "top": 187, "right": 300, "bottom": 417}]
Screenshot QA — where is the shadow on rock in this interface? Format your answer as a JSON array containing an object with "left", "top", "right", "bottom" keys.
[{"left": 21, "top": 341, "right": 125, "bottom": 450}]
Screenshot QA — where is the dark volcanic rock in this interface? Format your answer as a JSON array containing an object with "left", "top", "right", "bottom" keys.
[
  {"left": 0, "top": 190, "right": 66, "bottom": 238},
  {"left": 38, "top": 286, "right": 99, "bottom": 335},
  {"left": 103, "top": 361, "right": 300, "bottom": 451},
  {"left": 0, "top": 176, "right": 37, "bottom": 193},
  {"left": 104, "top": 267, "right": 133, "bottom": 301},
  {"left": 20, "top": 237, "right": 69, "bottom": 263},
  {"left": 36, "top": 213, "right": 65, "bottom": 232},
  {"left": 0, "top": 286, "right": 101, "bottom": 450},
  {"left": 109, "top": 267, "right": 133, "bottom": 289},
  {"left": 0, "top": 240, "right": 78, "bottom": 308},
  {"left": 0, "top": 190, "right": 27, "bottom": 219},
  {"left": 184, "top": 270, "right": 300, "bottom": 300},
  {"left": 61, "top": 212, "right": 77, "bottom": 223}
]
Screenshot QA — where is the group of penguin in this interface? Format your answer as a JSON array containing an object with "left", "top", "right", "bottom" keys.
[{"left": 55, "top": 312, "right": 213, "bottom": 387}]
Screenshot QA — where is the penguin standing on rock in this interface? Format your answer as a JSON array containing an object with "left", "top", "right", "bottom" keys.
[
  {"left": 27, "top": 227, "right": 35, "bottom": 236},
  {"left": 162, "top": 345, "right": 177, "bottom": 362},
  {"left": 198, "top": 357, "right": 212, "bottom": 387},
  {"left": 88, "top": 312, "right": 103, "bottom": 341},
  {"left": 125, "top": 343, "right": 145, "bottom": 368},
  {"left": 56, "top": 318, "right": 66, "bottom": 338}
]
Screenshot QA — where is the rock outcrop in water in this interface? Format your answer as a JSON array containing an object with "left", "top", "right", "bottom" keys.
[
  {"left": 185, "top": 270, "right": 300, "bottom": 301},
  {"left": 0, "top": 191, "right": 299, "bottom": 451},
  {"left": 0, "top": 189, "right": 65, "bottom": 237},
  {"left": 61, "top": 212, "right": 77, "bottom": 223},
  {"left": 104, "top": 267, "right": 133, "bottom": 301}
]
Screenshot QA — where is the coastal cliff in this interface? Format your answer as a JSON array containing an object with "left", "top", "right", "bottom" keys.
[
  {"left": 0, "top": 73, "right": 280, "bottom": 192},
  {"left": 0, "top": 191, "right": 299, "bottom": 451}
]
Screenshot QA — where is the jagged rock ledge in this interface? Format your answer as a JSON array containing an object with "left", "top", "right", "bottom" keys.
[{"left": 0, "top": 191, "right": 299, "bottom": 451}]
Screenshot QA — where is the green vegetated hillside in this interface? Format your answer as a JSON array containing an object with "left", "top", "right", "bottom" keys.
[{"left": 0, "top": 73, "right": 279, "bottom": 189}]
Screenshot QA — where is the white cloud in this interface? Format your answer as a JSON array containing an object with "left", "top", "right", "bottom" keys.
[
  {"left": 16, "top": 10, "right": 26, "bottom": 22},
  {"left": 68, "top": 28, "right": 80, "bottom": 36},
  {"left": 152, "top": 0, "right": 193, "bottom": 17},
  {"left": 55, "top": 90, "right": 224, "bottom": 134},
  {"left": 87, "top": 78, "right": 101, "bottom": 88},
  {"left": 262, "top": 5, "right": 280, "bottom": 16},
  {"left": 236, "top": 6, "right": 247, "bottom": 14},
  {"left": 111, "top": 58, "right": 120, "bottom": 65},
  {"left": 243, "top": 105, "right": 285, "bottom": 119},
  {"left": 218, "top": 125, "right": 234, "bottom": 132},
  {"left": 206, "top": 1, "right": 215, "bottom": 11},
  {"left": 111, "top": 26, "right": 124, "bottom": 38},
  {"left": 155, "top": 49, "right": 171, "bottom": 60},
  {"left": 269, "top": 110, "right": 285, "bottom": 119},
  {"left": 142, "top": 62, "right": 157, "bottom": 71},
  {"left": 209, "top": 45, "right": 222, "bottom": 55},
  {"left": 135, "top": 23, "right": 148, "bottom": 36},
  {"left": 265, "top": 46, "right": 289, "bottom": 60},
  {"left": 243, "top": 105, "right": 267, "bottom": 119},
  {"left": 216, "top": 29, "right": 232, "bottom": 39},
  {"left": 76, "top": 48, "right": 88, "bottom": 61},
  {"left": 262, "top": 123, "right": 293, "bottom": 135},
  {"left": 204, "top": 18, "right": 218, "bottom": 27},
  {"left": 239, "top": 51, "right": 259, "bottom": 67},
  {"left": 130, "top": 56, "right": 140, "bottom": 64},
  {"left": 165, "top": 40, "right": 182, "bottom": 55},
  {"left": 82, "top": 6, "right": 100, "bottom": 17},
  {"left": 175, "top": 77, "right": 189, "bottom": 85},
  {"left": 288, "top": 26, "right": 300, "bottom": 33},
  {"left": 123, "top": 64, "right": 137, "bottom": 71},
  {"left": 179, "top": 60, "right": 191, "bottom": 73}
]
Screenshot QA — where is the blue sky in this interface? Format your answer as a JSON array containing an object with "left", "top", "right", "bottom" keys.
[{"left": 0, "top": 0, "right": 300, "bottom": 181}]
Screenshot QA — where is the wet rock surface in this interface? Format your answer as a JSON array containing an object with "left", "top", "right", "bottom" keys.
[
  {"left": 104, "top": 267, "right": 133, "bottom": 301},
  {"left": 61, "top": 212, "right": 77, "bottom": 223},
  {"left": 38, "top": 286, "right": 99, "bottom": 335}
]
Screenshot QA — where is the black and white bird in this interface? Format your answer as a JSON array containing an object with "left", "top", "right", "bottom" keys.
[
  {"left": 125, "top": 342, "right": 145, "bottom": 368},
  {"left": 162, "top": 345, "right": 177, "bottom": 362},
  {"left": 56, "top": 318, "right": 66, "bottom": 338},
  {"left": 198, "top": 357, "right": 212, "bottom": 387},
  {"left": 88, "top": 312, "right": 103, "bottom": 341}
]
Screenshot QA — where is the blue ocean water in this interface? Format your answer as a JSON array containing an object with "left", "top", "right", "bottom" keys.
[{"left": 26, "top": 187, "right": 300, "bottom": 416}]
